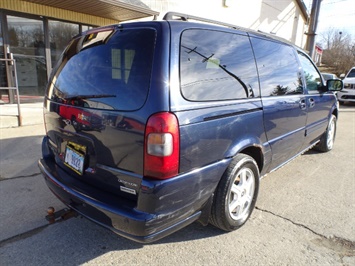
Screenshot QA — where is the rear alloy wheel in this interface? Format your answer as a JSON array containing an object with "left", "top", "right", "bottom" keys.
[
  {"left": 314, "top": 114, "right": 337, "bottom": 152},
  {"left": 210, "top": 154, "right": 259, "bottom": 231}
]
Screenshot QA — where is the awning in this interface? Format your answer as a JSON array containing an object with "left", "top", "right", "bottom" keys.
[
  {"left": 23, "top": 0, "right": 159, "bottom": 22},
  {"left": 295, "top": 0, "right": 309, "bottom": 21}
]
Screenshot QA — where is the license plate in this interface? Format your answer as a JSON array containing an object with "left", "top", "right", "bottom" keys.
[{"left": 64, "top": 144, "right": 85, "bottom": 175}]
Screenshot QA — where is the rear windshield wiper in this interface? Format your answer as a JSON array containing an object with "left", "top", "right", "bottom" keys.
[{"left": 65, "top": 94, "right": 116, "bottom": 100}]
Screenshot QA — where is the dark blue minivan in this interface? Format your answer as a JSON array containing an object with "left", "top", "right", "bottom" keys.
[{"left": 38, "top": 12, "right": 342, "bottom": 243}]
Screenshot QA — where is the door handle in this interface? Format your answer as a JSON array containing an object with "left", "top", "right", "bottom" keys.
[
  {"left": 309, "top": 98, "right": 315, "bottom": 108},
  {"left": 299, "top": 99, "right": 306, "bottom": 110}
]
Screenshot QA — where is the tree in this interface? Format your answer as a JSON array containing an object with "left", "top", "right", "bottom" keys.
[
  {"left": 49, "top": 22, "right": 78, "bottom": 51},
  {"left": 320, "top": 28, "right": 355, "bottom": 75}
]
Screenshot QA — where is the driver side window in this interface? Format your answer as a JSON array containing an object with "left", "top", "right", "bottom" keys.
[{"left": 298, "top": 52, "right": 323, "bottom": 92}]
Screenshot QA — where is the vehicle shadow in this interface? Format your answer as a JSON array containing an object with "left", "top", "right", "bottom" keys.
[
  {"left": 0, "top": 134, "right": 228, "bottom": 265},
  {"left": 0, "top": 135, "right": 43, "bottom": 179},
  {"left": 339, "top": 102, "right": 355, "bottom": 111},
  {"left": 0, "top": 215, "right": 227, "bottom": 265}
]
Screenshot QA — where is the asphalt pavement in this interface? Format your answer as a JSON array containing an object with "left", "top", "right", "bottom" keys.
[
  {"left": 0, "top": 102, "right": 65, "bottom": 242},
  {"left": 0, "top": 102, "right": 354, "bottom": 265}
]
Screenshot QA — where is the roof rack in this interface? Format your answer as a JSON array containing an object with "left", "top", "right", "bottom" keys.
[
  {"left": 162, "top": 12, "right": 297, "bottom": 48},
  {"left": 162, "top": 12, "right": 238, "bottom": 29}
]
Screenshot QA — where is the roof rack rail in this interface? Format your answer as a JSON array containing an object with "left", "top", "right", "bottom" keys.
[{"left": 162, "top": 12, "right": 238, "bottom": 29}]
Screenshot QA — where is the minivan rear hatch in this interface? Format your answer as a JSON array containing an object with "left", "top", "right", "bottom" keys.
[{"left": 43, "top": 25, "right": 157, "bottom": 200}]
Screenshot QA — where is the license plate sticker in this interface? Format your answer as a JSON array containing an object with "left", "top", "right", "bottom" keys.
[{"left": 64, "top": 145, "right": 85, "bottom": 175}]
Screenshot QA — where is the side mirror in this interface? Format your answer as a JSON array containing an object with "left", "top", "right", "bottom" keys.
[
  {"left": 340, "top": 74, "right": 345, "bottom": 79},
  {"left": 327, "top": 79, "right": 343, "bottom": 91}
]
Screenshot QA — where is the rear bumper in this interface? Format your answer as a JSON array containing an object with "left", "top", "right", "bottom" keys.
[{"left": 38, "top": 157, "right": 230, "bottom": 243}]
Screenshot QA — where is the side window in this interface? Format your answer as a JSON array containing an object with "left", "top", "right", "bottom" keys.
[
  {"left": 251, "top": 37, "right": 302, "bottom": 97},
  {"left": 180, "top": 29, "right": 259, "bottom": 101},
  {"left": 297, "top": 52, "right": 323, "bottom": 92}
]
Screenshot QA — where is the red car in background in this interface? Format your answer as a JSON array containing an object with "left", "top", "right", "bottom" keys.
[{"left": 59, "top": 99, "right": 104, "bottom": 131}]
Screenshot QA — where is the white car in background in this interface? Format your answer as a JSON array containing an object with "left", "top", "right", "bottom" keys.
[
  {"left": 338, "top": 67, "right": 355, "bottom": 105},
  {"left": 321, "top": 72, "right": 338, "bottom": 81}
]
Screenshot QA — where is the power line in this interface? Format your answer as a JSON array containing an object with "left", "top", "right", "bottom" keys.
[
  {"left": 322, "top": 0, "right": 349, "bottom": 4},
  {"left": 321, "top": 12, "right": 355, "bottom": 17}
]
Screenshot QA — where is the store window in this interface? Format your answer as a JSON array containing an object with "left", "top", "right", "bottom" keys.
[
  {"left": 0, "top": 18, "right": 6, "bottom": 88},
  {"left": 49, "top": 20, "right": 79, "bottom": 68},
  {"left": 0, "top": 17, "right": 7, "bottom": 102},
  {"left": 7, "top": 15, "right": 47, "bottom": 96},
  {"left": 82, "top": 25, "right": 93, "bottom": 33},
  {"left": 2, "top": 12, "right": 94, "bottom": 100}
]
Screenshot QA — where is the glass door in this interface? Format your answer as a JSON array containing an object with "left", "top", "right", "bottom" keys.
[
  {"left": 48, "top": 20, "right": 79, "bottom": 69},
  {"left": 6, "top": 15, "right": 47, "bottom": 97},
  {"left": 0, "top": 16, "right": 7, "bottom": 102}
]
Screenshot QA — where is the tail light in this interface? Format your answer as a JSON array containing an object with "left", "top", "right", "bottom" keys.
[{"left": 144, "top": 112, "right": 180, "bottom": 179}]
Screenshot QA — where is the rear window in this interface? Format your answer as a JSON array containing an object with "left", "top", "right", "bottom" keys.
[{"left": 47, "top": 28, "right": 156, "bottom": 110}]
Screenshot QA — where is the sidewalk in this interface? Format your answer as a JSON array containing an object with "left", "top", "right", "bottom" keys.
[
  {"left": 0, "top": 102, "right": 44, "bottom": 128},
  {"left": 0, "top": 101, "right": 46, "bottom": 180}
]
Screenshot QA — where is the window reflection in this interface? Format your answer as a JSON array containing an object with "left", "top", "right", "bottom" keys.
[
  {"left": 0, "top": 19, "right": 6, "bottom": 90},
  {"left": 82, "top": 25, "right": 93, "bottom": 33},
  {"left": 297, "top": 52, "right": 322, "bottom": 92},
  {"left": 7, "top": 15, "right": 47, "bottom": 96},
  {"left": 251, "top": 38, "right": 303, "bottom": 97},
  {"left": 49, "top": 20, "right": 79, "bottom": 68},
  {"left": 2, "top": 13, "right": 94, "bottom": 101},
  {"left": 50, "top": 29, "right": 156, "bottom": 111},
  {"left": 180, "top": 29, "right": 259, "bottom": 101}
]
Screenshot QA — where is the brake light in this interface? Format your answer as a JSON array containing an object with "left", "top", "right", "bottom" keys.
[{"left": 144, "top": 112, "right": 180, "bottom": 179}]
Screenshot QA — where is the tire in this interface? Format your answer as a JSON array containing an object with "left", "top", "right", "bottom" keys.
[
  {"left": 339, "top": 101, "right": 345, "bottom": 106},
  {"left": 210, "top": 153, "right": 259, "bottom": 231},
  {"left": 314, "top": 114, "right": 337, "bottom": 152}
]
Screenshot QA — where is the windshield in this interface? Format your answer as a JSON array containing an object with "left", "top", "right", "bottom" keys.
[
  {"left": 347, "top": 69, "right": 355, "bottom": 78},
  {"left": 47, "top": 28, "right": 156, "bottom": 110}
]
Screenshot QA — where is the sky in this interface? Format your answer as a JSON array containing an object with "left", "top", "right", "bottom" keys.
[{"left": 304, "top": 0, "right": 355, "bottom": 39}]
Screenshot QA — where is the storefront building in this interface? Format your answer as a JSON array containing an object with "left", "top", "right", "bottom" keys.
[
  {"left": 0, "top": 0, "right": 158, "bottom": 103},
  {"left": 1, "top": 0, "right": 309, "bottom": 103}
]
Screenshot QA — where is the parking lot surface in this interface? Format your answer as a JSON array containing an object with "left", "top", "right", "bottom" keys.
[{"left": 0, "top": 103, "right": 354, "bottom": 265}]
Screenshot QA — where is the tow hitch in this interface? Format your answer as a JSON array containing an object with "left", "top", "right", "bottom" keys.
[{"left": 46, "top": 207, "right": 77, "bottom": 224}]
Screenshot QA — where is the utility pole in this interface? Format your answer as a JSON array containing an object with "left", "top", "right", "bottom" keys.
[{"left": 305, "top": 0, "right": 322, "bottom": 60}]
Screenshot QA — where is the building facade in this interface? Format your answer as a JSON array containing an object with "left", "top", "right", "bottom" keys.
[
  {"left": 141, "top": 0, "right": 309, "bottom": 47},
  {"left": 0, "top": 0, "right": 309, "bottom": 102}
]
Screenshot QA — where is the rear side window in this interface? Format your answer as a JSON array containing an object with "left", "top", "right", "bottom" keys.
[
  {"left": 48, "top": 28, "right": 156, "bottom": 110},
  {"left": 251, "top": 38, "right": 303, "bottom": 97},
  {"left": 180, "top": 29, "right": 259, "bottom": 101}
]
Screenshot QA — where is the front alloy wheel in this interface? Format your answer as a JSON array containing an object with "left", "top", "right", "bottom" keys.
[
  {"left": 326, "top": 116, "right": 336, "bottom": 150},
  {"left": 314, "top": 114, "right": 337, "bottom": 152}
]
